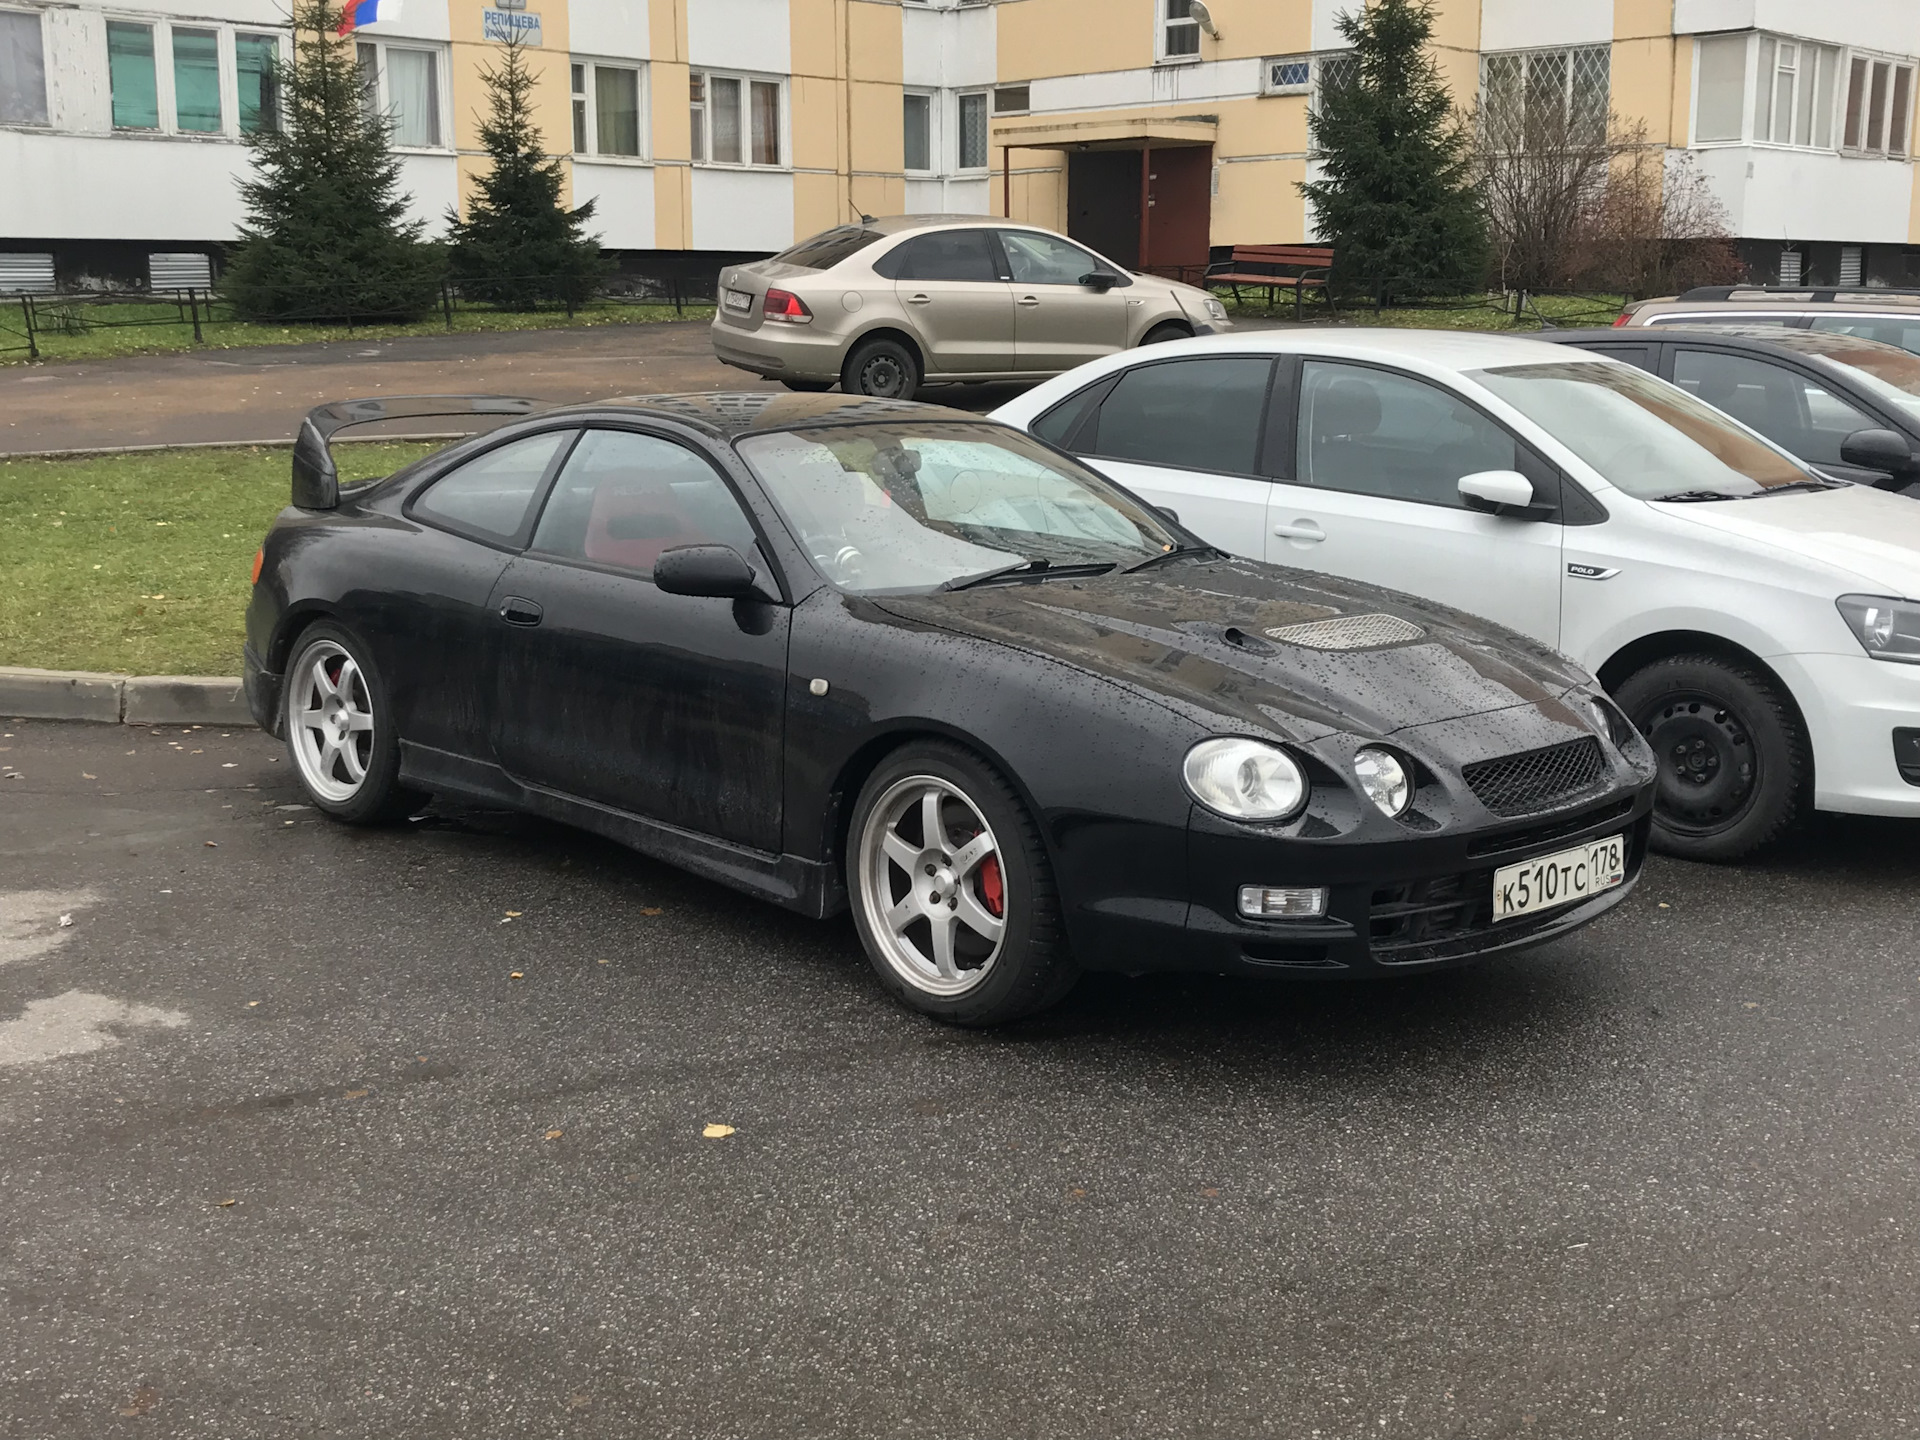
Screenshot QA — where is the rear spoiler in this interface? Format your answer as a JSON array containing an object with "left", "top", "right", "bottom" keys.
[{"left": 291, "top": 394, "right": 542, "bottom": 509}]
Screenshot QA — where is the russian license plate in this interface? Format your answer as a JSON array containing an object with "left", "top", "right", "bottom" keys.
[
  {"left": 723, "top": 288, "right": 754, "bottom": 313},
  {"left": 1493, "top": 834, "right": 1626, "bottom": 921}
]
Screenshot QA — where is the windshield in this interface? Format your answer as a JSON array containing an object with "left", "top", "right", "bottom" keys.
[
  {"left": 769, "top": 226, "right": 883, "bottom": 271},
  {"left": 735, "top": 423, "right": 1181, "bottom": 594},
  {"left": 1809, "top": 345, "right": 1920, "bottom": 422},
  {"left": 1470, "top": 360, "right": 1811, "bottom": 499}
]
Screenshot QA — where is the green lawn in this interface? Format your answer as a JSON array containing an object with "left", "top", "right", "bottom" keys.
[
  {"left": 1215, "top": 289, "right": 1628, "bottom": 331},
  {"left": 0, "top": 300, "right": 715, "bottom": 365},
  {"left": 0, "top": 442, "right": 440, "bottom": 677}
]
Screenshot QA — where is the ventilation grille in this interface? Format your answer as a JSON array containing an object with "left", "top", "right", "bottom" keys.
[
  {"left": 1264, "top": 612, "right": 1427, "bottom": 651},
  {"left": 1463, "top": 737, "right": 1607, "bottom": 818}
]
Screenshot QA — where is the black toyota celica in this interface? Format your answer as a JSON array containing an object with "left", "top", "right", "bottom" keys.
[{"left": 245, "top": 391, "right": 1656, "bottom": 1025}]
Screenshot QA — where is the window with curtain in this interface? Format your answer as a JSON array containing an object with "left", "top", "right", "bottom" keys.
[
  {"left": 1159, "top": 0, "right": 1198, "bottom": 60},
  {"left": 903, "top": 92, "right": 931, "bottom": 171},
  {"left": 688, "top": 71, "right": 705, "bottom": 160},
  {"left": 356, "top": 42, "right": 379, "bottom": 119},
  {"left": 1693, "top": 33, "right": 1747, "bottom": 143},
  {"left": 691, "top": 72, "right": 781, "bottom": 165},
  {"left": 0, "top": 9, "right": 48, "bottom": 125},
  {"left": 750, "top": 79, "right": 778, "bottom": 164},
  {"left": 385, "top": 47, "right": 440, "bottom": 147},
  {"left": 172, "top": 27, "right": 221, "bottom": 132},
  {"left": 571, "top": 63, "right": 587, "bottom": 152},
  {"left": 594, "top": 65, "right": 640, "bottom": 155},
  {"left": 1752, "top": 37, "right": 1841, "bottom": 148},
  {"left": 958, "top": 91, "right": 986, "bottom": 168},
  {"left": 709, "top": 74, "right": 741, "bottom": 162},
  {"left": 236, "top": 33, "right": 280, "bottom": 134},
  {"left": 107, "top": 21, "right": 159, "bottom": 129}
]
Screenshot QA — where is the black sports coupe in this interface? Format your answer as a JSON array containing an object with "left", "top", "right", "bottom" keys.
[{"left": 245, "top": 392, "right": 1656, "bottom": 1024}]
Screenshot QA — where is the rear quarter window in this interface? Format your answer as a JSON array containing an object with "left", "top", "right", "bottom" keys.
[{"left": 771, "top": 226, "right": 884, "bottom": 270}]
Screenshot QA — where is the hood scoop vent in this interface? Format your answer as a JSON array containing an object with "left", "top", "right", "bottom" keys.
[{"left": 1264, "top": 613, "right": 1428, "bottom": 651}]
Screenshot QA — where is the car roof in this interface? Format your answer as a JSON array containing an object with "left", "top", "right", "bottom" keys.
[
  {"left": 545, "top": 390, "right": 993, "bottom": 440},
  {"left": 1144, "top": 327, "right": 1602, "bottom": 370},
  {"left": 865, "top": 213, "right": 1012, "bottom": 237},
  {"left": 1538, "top": 325, "right": 1913, "bottom": 364}
]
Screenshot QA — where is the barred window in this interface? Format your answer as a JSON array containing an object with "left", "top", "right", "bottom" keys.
[{"left": 1481, "top": 44, "right": 1610, "bottom": 148}]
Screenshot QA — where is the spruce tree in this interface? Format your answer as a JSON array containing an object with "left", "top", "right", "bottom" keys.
[
  {"left": 446, "top": 32, "right": 609, "bottom": 309},
  {"left": 1298, "top": 0, "right": 1487, "bottom": 302},
  {"left": 224, "top": 0, "right": 442, "bottom": 321}
]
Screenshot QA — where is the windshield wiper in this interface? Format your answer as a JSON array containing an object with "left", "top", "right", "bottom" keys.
[
  {"left": 1122, "top": 544, "right": 1223, "bottom": 574},
  {"left": 941, "top": 558, "right": 1117, "bottom": 591},
  {"left": 1757, "top": 478, "right": 1845, "bottom": 496},
  {"left": 1650, "top": 489, "right": 1742, "bottom": 503}
]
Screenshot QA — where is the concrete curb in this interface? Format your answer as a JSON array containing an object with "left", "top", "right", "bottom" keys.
[{"left": 0, "top": 666, "right": 247, "bottom": 726}]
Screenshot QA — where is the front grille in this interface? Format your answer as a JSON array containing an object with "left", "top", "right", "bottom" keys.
[
  {"left": 1462, "top": 737, "right": 1607, "bottom": 817},
  {"left": 1264, "top": 612, "right": 1426, "bottom": 650},
  {"left": 1465, "top": 796, "right": 1636, "bottom": 860}
]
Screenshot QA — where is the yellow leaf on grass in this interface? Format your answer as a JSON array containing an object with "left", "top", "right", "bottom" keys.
[
  {"left": 344, "top": 1089, "right": 369, "bottom": 1099},
  {"left": 509, "top": 971, "right": 524, "bottom": 980},
  {"left": 702, "top": 1123, "right": 735, "bottom": 1139}
]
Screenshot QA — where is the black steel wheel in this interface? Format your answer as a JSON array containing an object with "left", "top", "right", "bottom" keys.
[
  {"left": 1615, "top": 654, "right": 1806, "bottom": 861},
  {"left": 1139, "top": 321, "right": 1193, "bottom": 346},
  {"left": 841, "top": 337, "right": 920, "bottom": 401}
]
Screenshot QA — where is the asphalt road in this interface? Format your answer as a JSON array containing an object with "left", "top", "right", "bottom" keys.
[{"left": 4, "top": 720, "right": 1918, "bottom": 1439}]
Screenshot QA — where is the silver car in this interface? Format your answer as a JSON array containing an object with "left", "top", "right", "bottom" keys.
[{"left": 711, "top": 215, "right": 1232, "bottom": 400}]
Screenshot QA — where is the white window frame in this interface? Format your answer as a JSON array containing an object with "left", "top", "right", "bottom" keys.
[
  {"left": 1156, "top": 0, "right": 1200, "bottom": 65},
  {"left": 569, "top": 57, "right": 646, "bottom": 160},
  {"left": 0, "top": 6, "right": 50, "bottom": 127},
  {"left": 955, "top": 88, "right": 988, "bottom": 172},
  {"left": 689, "top": 68, "right": 787, "bottom": 170},
  {"left": 1840, "top": 47, "right": 1915, "bottom": 159},
  {"left": 356, "top": 37, "right": 449, "bottom": 152},
  {"left": 100, "top": 13, "right": 287, "bottom": 141},
  {"left": 1690, "top": 32, "right": 1907, "bottom": 155},
  {"left": 991, "top": 83, "right": 1029, "bottom": 116},
  {"left": 1478, "top": 43, "right": 1610, "bottom": 149},
  {"left": 902, "top": 88, "right": 935, "bottom": 175},
  {"left": 1262, "top": 54, "right": 1313, "bottom": 97}
]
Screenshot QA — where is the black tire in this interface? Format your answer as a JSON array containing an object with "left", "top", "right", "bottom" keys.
[
  {"left": 1615, "top": 653, "right": 1808, "bottom": 861},
  {"left": 846, "top": 741, "right": 1076, "bottom": 1025},
  {"left": 781, "top": 378, "right": 834, "bottom": 392},
  {"left": 841, "top": 336, "right": 921, "bottom": 401},
  {"left": 281, "top": 620, "right": 419, "bottom": 825},
  {"left": 1140, "top": 321, "right": 1193, "bottom": 346}
]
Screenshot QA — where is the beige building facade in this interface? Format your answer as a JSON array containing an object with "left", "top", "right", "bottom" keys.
[{"left": 2, "top": 0, "right": 1917, "bottom": 286}]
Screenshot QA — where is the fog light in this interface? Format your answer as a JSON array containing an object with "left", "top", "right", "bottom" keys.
[{"left": 1237, "top": 885, "right": 1328, "bottom": 919}]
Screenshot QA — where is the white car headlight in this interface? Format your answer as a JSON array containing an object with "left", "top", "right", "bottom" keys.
[
  {"left": 1183, "top": 737, "right": 1309, "bottom": 821},
  {"left": 1352, "top": 747, "right": 1411, "bottom": 817},
  {"left": 1203, "top": 297, "right": 1228, "bottom": 322},
  {"left": 1837, "top": 594, "right": 1920, "bottom": 663}
]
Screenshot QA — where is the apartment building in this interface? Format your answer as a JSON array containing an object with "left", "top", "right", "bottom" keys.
[{"left": 0, "top": 0, "right": 1916, "bottom": 289}]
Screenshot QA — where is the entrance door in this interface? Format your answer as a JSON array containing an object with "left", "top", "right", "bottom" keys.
[
  {"left": 1067, "top": 150, "right": 1141, "bottom": 269},
  {"left": 488, "top": 427, "right": 790, "bottom": 851},
  {"left": 1144, "top": 145, "right": 1212, "bottom": 277}
]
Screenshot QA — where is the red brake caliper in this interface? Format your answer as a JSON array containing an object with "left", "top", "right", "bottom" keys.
[{"left": 978, "top": 854, "right": 1005, "bottom": 918}]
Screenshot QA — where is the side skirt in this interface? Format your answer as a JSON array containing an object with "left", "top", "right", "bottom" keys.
[{"left": 399, "top": 742, "right": 848, "bottom": 920}]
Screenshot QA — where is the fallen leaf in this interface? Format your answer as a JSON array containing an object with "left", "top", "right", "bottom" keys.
[
  {"left": 81, "top": 772, "right": 96, "bottom": 779},
  {"left": 218, "top": 1198, "right": 237, "bottom": 1208},
  {"left": 246, "top": 1000, "right": 260, "bottom": 1008},
  {"left": 1067, "top": 1187, "right": 1088, "bottom": 1199},
  {"left": 57, "top": 913, "right": 73, "bottom": 928},
  {"left": 344, "top": 1088, "right": 369, "bottom": 1100},
  {"left": 203, "top": 840, "right": 218, "bottom": 848},
  {"left": 640, "top": 906, "right": 664, "bottom": 916},
  {"left": 221, "top": 762, "right": 237, "bottom": 769},
  {"left": 1744, "top": 1001, "right": 1759, "bottom": 1009},
  {"left": 1658, "top": 902, "right": 1670, "bottom": 909},
  {"left": 545, "top": 1128, "right": 564, "bottom": 1140},
  {"left": 1200, "top": 1187, "right": 1220, "bottom": 1198},
  {"left": 504, "top": 910, "right": 523, "bottom": 918},
  {"left": 596, "top": 958, "right": 610, "bottom": 965},
  {"left": 509, "top": 971, "right": 524, "bottom": 979},
  {"left": 702, "top": 1123, "right": 735, "bottom": 1139},
  {"left": 119, "top": 1385, "right": 161, "bottom": 1418}
]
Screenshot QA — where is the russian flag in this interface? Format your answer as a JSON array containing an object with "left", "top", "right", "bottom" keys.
[{"left": 337, "top": 0, "right": 398, "bottom": 35}]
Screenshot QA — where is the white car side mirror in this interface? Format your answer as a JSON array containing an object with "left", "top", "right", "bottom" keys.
[{"left": 1458, "top": 470, "right": 1537, "bottom": 513}]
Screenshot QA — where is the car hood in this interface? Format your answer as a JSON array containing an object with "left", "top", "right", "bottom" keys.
[
  {"left": 1657, "top": 484, "right": 1920, "bottom": 594},
  {"left": 871, "top": 557, "right": 1591, "bottom": 744}
]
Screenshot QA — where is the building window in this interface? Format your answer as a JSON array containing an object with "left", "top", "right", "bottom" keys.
[
  {"left": 1754, "top": 37, "right": 1840, "bottom": 148},
  {"left": 903, "top": 91, "right": 932, "bottom": 172},
  {"left": 107, "top": 21, "right": 159, "bottom": 130},
  {"left": 957, "top": 90, "right": 987, "bottom": 169},
  {"left": 1778, "top": 249, "right": 1803, "bottom": 285},
  {"left": 357, "top": 41, "right": 443, "bottom": 148},
  {"left": 1693, "top": 34, "right": 1746, "bottom": 143},
  {"left": 1311, "top": 50, "right": 1357, "bottom": 115},
  {"left": 690, "top": 70, "right": 782, "bottom": 167},
  {"left": 571, "top": 60, "right": 641, "bottom": 156},
  {"left": 1844, "top": 52, "right": 1915, "bottom": 157},
  {"left": 992, "top": 84, "right": 1029, "bottom": 115},
  {"left": 171, "top": 26, "right": 221, "bottom": 133},
  {"left": 1159, "top": 0, "right": 1199, "bottom": 62},
  {"left": 1482, "top": 44, "right": 1609, "bottom": 147},
  {"left": 1263, "top": 55, "right": 1312, "bottom": 95},
  {"left": 0, "top": 8, "right": 48, "bottom": 125},
  {"left": 1840, "top": 245, "right": 1863, "bottom": 286},
  {"left": 236, "top": 32, "right": 281, "bottom": 134}
]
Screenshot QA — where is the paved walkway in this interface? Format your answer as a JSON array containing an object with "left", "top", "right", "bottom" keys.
[{"left": 0, "top": 321, "right": 1032, "bottom": 455}]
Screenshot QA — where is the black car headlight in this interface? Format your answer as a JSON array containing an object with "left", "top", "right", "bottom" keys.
[
  {"left": 1583, "top": 692, "right": 1640, "bottom": 750},
  {"left": 1183, "top": 738, "right": 1309, "bottom": 821},
  {"left": 1837, "top": 595, "right": 1920, "bottom": 663}
]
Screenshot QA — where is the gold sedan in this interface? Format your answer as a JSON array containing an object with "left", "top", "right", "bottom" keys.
[{"left": 711, "top": 215, "right": 1233, "bottom": 400}]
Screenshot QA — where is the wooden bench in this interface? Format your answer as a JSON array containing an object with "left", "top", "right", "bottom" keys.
[{"left": 1205, "top": 245, "right": 1336, "bottom": 319}]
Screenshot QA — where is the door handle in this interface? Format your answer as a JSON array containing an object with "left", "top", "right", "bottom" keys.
[
  {"left": 498, "top": 596, "right": 543, "bottom": 626},
  {"left": 1272, "top": 520, "right": 1326, "bottom": 544},
  {"left": 1017, "top": 295, "right": 1041, "bottom": 307},
  {"left": 906, "top": 293, "right": 932, "bottom": 305}
]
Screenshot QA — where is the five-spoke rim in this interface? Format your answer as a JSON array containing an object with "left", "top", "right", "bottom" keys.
[
  {"left": 289, "top": 640, "right": 374, "bottom": 803},
  {"left": 857, "top": 774, "right": 1007, "bottom": 996}
]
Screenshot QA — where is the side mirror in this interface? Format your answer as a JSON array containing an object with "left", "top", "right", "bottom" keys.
[
  {"left": 1839, "top": 427, "right": 1920, "bottom": 480},
  {"left": 1080, "top": 269, "right": 1121, "bottom": 291},
  {"left": 1458, "top": 470, "right": 1546, "bottom": 518},
  {"left": 653, "top": 544, "right": 765, "bottom": 599},
  {"left": 1154, "top": 505, "right": 1181, "bottom": 525}
]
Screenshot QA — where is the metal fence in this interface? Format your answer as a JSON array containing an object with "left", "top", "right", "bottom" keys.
[
  {"left": 1134, "top": 264, "right": 1628, "bottom": 329},
  {"left": 0, "top": 272, "right": 719, "bottom": 361}
]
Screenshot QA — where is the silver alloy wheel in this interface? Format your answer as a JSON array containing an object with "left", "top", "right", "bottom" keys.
[
  {"left": 288, "top": 640, "right": 375, "bottom": 804},
  {"left": 857, "top": 774, "right": 1007, "bottom": 996}
]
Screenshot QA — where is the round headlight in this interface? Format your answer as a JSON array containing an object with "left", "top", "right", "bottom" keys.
[
  {"left": 1183, "top": 738, "right": 1309, "bottom": 821},
  {"left": 1352, "top": 746, "right": 1411, "bottom": 818}
]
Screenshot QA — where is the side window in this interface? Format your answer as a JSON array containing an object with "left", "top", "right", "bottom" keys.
[
  {"left": 1673, "top": 348, "right": 1878, "bottom": 466},
  {"left": 1001, "top": 230, "right": 1101, "bottom": 286},
  {"left": 1088, "top": 358, "right": 1273, "bottom": 476},
  {"left": 531, "top": 429, "right": 757, "bottom": 578},
  {"left": 1580, "top": 344, "right": 1656, "bottom": 373},
  {"left": 414, "top": 430, "right": 571, "bottom": 542},
  {"left": 1297, "top": 361, "right": 1518, "bottom": 507},
  {"left": 1030, "top": 381, "right": 1112, "bottom": 450},
  {"left": 1808, "top": 316, "right": 1920, "bottom": 357},
  {"left": 893, "top": 230, "right": 1002, "bottom": 283}
]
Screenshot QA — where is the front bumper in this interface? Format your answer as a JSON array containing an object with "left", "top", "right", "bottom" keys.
[
  {"left": 242, "top": 643, "right": 282, "bottom": 737},
  {"left": 1778, "top": 650, "right": 1920, "bottom": 816},
  {"left": 1071, "top": 787, "right": 1653, "bottom": 978}
]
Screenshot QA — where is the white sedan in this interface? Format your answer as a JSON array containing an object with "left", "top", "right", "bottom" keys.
[{"left": 994, "top": 329, "right": 1920, "bottom": 861}]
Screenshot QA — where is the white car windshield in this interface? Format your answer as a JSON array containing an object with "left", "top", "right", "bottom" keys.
[
  {"left": 1471, "top": 360, "right": 1814, "bottom": 500},
  {"left": 736, "top": 423, "right": 1181, "bottom": 594}
]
